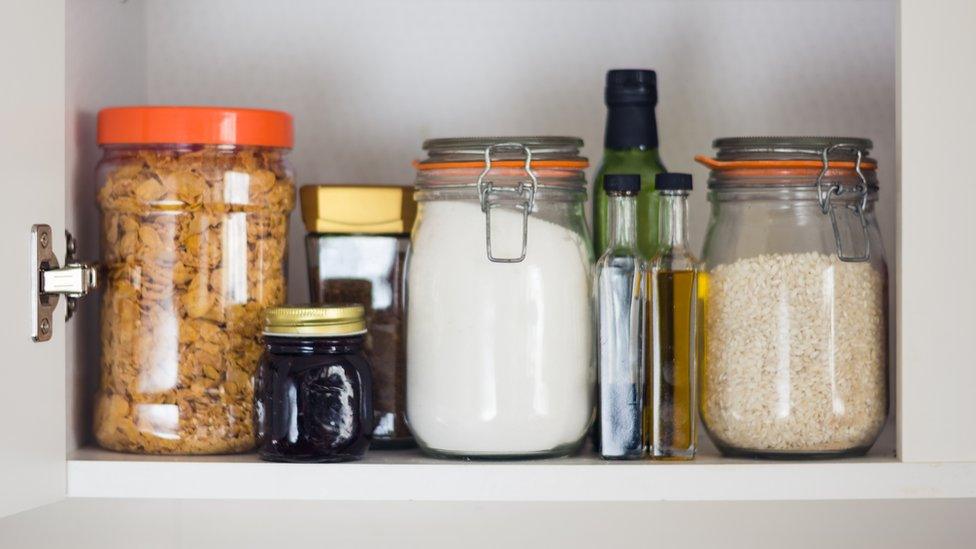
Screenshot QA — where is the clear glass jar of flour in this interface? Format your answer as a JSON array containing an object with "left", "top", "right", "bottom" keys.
[
  {"left": 697, "top": 137, "right": 888, "bottom": 459},
  {"left": 407, "top": 137, "right": 595, "bottom": 458}
]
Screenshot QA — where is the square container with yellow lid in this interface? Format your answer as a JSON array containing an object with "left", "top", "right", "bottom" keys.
[
  {"left": 301, "top": 185, "right": 416, "bottom": 234},
  {"left": 300, "top": 184, "right": 416, "bottom": 449}
]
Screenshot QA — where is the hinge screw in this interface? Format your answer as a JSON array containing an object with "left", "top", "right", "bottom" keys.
[
  {"left": 39, "top": 231, "right": 49, "bottom": 249},
  {"left": 39, "top": 318, "right": 51, "bottom": 335}
]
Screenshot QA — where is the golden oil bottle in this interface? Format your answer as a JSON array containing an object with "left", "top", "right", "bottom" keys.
[{"left": 644, "top": 173, "right": 703, "bottom": 460}]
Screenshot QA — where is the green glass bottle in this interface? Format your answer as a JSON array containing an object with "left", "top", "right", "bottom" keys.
[{"left": 593, "top": 69, "right": 666, "bottom": 258}]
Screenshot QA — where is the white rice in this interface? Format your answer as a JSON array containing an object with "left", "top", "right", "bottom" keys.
[{"left": 702, "top": 252, "right": 887, "bottom": 453}]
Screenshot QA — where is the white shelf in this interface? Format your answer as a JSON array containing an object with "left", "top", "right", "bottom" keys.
[{"left": 66, "top": 448, "right": 976, "bottom": 502}]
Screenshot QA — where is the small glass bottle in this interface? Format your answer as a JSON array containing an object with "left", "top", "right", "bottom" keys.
[
  {"left": 645, "top": 173, "right": 701, "bottom": 460},
  {"left": 596, "top": 174, "right": 645, "bottom": 459},
  {"left": 256, "top": 304, "right": 373, "bottom": 463}
]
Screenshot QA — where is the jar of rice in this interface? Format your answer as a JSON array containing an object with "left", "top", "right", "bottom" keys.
[{"left": 696, "top": 137, "right": 888, "bottom": 458}]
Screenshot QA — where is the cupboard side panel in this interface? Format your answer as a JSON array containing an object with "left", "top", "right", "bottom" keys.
[
  {"left": 898, "top": 0, "right": 976, "bottom": 462},
  {"left": 0, "top": 0, "right": 68, "bottom": 517}
]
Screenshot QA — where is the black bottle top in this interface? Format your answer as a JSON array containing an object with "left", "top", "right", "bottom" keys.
[
  {"left": 603, "top": 173, "right": 642, "bottom": 194},
  {"left": 604, "top": 69, "right": 659, "bottom": 150},
  {"left": 655, "top": 172, "right": 692, "bottom": 191}
]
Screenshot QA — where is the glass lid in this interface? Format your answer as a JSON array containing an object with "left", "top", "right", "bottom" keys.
[
  {"left": 419, "top": 136, "right": 587, "bottom": 165},
  {"left": 712, "top": 136, "right": 875, "bottom": 164}
]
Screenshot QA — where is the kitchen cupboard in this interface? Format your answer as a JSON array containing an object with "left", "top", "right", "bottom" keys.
[{"left": 1, "top": 0, "right": 974, "bottom": 544}]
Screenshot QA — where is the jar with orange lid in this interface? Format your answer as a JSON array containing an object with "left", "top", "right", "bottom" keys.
[
  {"left": 407, "top": 137, "right": 595, "bottom": 458},
  {"left": 92, "top": 106, "right": 295, "bottom": 454},
  {"left": 697, "top": 137, "right": 888, "bottom": 459}
]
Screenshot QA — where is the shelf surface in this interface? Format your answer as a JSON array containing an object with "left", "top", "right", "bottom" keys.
[{"left": 66, "top": 447, "right": 976, "bottom": 502}]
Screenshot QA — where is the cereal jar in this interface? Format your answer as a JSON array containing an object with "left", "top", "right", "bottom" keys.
[{"left": 93, "top": 106, "right": 295, "bottom": 454}]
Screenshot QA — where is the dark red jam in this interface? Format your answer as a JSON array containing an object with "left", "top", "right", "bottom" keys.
[{"left": 256, "top": 334, "right": 373, "bottom": 462}]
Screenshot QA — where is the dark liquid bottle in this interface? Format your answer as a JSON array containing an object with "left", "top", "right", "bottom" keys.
[{"left": 592, "top": 69, "right": 667, "bottom": 259}]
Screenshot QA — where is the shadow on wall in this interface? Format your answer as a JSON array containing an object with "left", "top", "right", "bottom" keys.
[{"left": 68, "top": 109, "right": 102, "bottom": 450}]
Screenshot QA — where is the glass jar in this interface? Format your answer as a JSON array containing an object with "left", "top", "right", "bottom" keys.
[
  {"left": 93, "top": 106, "right": 295, "bottom": 454},
  {"left": 697, "top": 137, "right": 888, "bottom": 458},
  {"left": 256, "top": 305, "right": 373, "bottom": 462},
  {"left": 300, "top": 185, "right": 414, "bottom": 448},
  {"left": 407, "top": 137, "right": 595, "bottom": 458}
]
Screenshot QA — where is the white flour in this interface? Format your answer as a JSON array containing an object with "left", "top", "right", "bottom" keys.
[{"left": 407, "top": 201, "right": 594, "bottom": 455}]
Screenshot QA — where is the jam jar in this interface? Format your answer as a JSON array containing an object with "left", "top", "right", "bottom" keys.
[{"left": 256, "top": 304, "right": 373, "bottom": 462}]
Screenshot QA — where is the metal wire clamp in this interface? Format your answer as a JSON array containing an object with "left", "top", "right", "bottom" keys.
[
  {"left": 476, "top": 142, "right": 539, "bottom": 263},
  {"left": 817, "top": 143, "right": 871, "bottom": 262}
]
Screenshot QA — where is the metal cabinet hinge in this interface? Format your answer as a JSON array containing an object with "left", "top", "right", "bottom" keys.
[{"left": 31, "top": 224, "right": 98, "bottom": 342}]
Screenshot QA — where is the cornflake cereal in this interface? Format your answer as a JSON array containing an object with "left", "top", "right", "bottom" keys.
[
  {"left": 93, "top": 146, "right": 294, "bottom": 454},
  {"left": 702, "top": 252, "right": 887, "bottom": 454}
]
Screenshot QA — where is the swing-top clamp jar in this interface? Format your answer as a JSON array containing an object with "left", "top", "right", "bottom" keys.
[
  {"left": 697, "top": 136, "right": 888, "bottom": 459},
  {"left": 407, "top": 136, "right": 595, "bottom": 458}
]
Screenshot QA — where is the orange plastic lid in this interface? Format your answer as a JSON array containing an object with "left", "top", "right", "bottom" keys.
[{"left": 97, "top": 106, "right": 293, "bottom": 148}]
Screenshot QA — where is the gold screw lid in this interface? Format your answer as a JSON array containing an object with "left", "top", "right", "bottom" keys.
[
  {"left": 263, "top": 304, "right": 366, "bottom": 336},
  {"left": 300, "top": 184, "right": 416, "bottom": 234}
]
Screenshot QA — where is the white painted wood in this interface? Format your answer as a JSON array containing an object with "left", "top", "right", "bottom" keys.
[
  {"left": 4, "top": 498, "right": 976, "bottom": 549},
  {"left": 0, "top": 0, "right": 67, "bottom": 518},
  {"left": 898, "top": 0, "right": 976, "bottom": 462},
  {"left": 66, "top": 448, "right": 974, "bottom": 502}
]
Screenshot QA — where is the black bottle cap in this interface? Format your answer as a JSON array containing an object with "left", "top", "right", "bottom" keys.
[
  {"left": 603, "top": 174, "right": 642, "bottom": 193},
  {"left": 604, "top": 69, "right": 660, "bottom": 149},
  {"left": 655, "top": 172, "right": 692, "bottom": 191},
  {"left": 605, "top": 69, "right": 657, "bottom": 106}
]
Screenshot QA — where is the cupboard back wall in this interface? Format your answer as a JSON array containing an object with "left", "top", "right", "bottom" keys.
[{"left": 66, "top": 0, "right": 896, "bottom": 449}]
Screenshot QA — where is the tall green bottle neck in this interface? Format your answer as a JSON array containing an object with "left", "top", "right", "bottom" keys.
[
  {"left": 599, "top": 148, "right": 664, "bottom": 164},
  {"left": 604, "top": 103, "right": 659, "bottom": 150}
]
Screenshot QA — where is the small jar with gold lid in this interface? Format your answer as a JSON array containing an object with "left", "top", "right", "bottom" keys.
[
  {"left": 300, "top": 185, "right": 415, "bottom": 448},
  {"left": 256, "top": 304, "right": 374, "bottom": 463}
]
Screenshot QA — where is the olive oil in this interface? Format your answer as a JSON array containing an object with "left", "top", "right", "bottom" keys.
[
  {"left": 646, "top": 269, "right": 701, "bottom": 458},
  {"left": 643, "top": 173, "right": 701, "bottom": 460}
]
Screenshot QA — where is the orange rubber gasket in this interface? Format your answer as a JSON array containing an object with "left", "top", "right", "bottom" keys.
[
  {"left": 414, "top": 159, "right": 589, "bottom": 170},
  {"left": 695, "top": 155, "right": 876, "bottom": 171}
]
